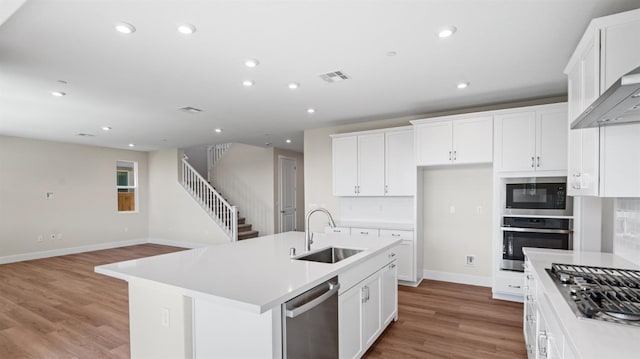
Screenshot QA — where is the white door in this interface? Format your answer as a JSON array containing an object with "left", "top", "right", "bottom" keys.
[
  {"left": 361, "top": 273, "right": 381, "bottom": 348},
  {"left": 332, "top": 136, "right": 358, "bottom": 196},
  {"left": 494, "top": 112, "right": 536, "bottom": 172},
  {"left": 453, "top": 116, "right": 493, "bottom": 164},
  {"left": 385, "top": 130, "right": 414, "bottom": 196},
  {"left": 415, "top": 121, "right": 453, "bottom": 166},
  {"left": 278, "top": 156, "right": 297, "bottom": 232},
  {"left": 536, "top": 107, "right": 568, "bottom": 172},
  {"left": 357, "top": 133, "right": 385, "bottom": 196}
]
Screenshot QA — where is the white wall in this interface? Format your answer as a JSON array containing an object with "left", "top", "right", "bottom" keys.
[
  {"left": 422, "top": 166, "right": 493, "bottom": 278},
  {"left": 0, "top": 136, "right": 149, "bottom": 258},
  {"left": 147, "top": 148, "right": 229, "bottom": 245},
  {"left": 183, "top": 145, "right": 209, "bottom": 179},
  {"left": 211, "top": 143, "right": 275, "bottom": 236}
]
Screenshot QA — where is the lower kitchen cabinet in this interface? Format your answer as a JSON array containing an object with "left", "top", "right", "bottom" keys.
[{"left": 339, "top": 260, "right": 398, "bottom": 359}]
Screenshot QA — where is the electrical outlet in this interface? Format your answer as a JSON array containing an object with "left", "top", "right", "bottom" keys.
[
  {"left": 161, "top": 308, "right": 170, "bottom": 328},
  {"left": 466, "top": 255, "right": 476, "bottom": 266},
  {"left": 50, "top": 233, "right": 56, "bottom": 240},
  {"left": 476, "top": 206, "right": 483, "bottom": 214},
  {"left": 45, "top": 192, "right": 54, "bottom": 199},
  {"left": 37, "top": 235, "right": 44, "bottom": 242},
  {"left": 449, "top": 205, "right": 456, "bottom": 214}
]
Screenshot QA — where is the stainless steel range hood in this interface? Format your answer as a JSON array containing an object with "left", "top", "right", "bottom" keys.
[{"left": 571, "top": 65, "right": 640, "bottom": 129}]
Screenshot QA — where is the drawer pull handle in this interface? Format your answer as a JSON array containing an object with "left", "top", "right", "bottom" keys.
[
  {"left": 360, "top": 231, "right": 368, "bottom": 235},
  {"left": 508, "top": 284, "right": 521, "bottom": 289},
  {"left": 390, "top": 264, "right": 396, "bottom": 269},
  {"left": 389, "top": 253, "right": 396, "bottom": 258},
  {"left": 391, "top": 234, "right": 401, "bottom": 237},
  {"left": 333, "top": 229, "right": 341, "bottom": 233}
]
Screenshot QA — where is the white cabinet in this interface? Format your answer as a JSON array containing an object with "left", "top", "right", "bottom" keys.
[
  {"left": 379, "top": 229, "right": 414, "bottom": 282},
  {"left": 357, "top": 133, "right": 385, "bottom": 196},
  {"left": 565, "top": 9, "right": 640, "bottom": 197},
  {"left": 381, "top": 262, "right": 398, "bottom": 326},
  {"left": 385, "top": 130, "right": 415, "bottom": 196},
  {"left": 494, "top": 104, "right": 568, "bottom": 173},
  {"left": 338, "top": 257, "right": 398, "bottom": 359},
  {"left": 332, "top": 127, "right": 414, "bottom": 197},
  {"left": 332, "top": 136, "right": 359, "bottom": 196},
  {"left": 414, "top": 116, "right": 493, "bottom": 166}
]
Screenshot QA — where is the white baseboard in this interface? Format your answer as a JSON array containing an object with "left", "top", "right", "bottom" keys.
[
  {"left": 422, "top": 270, "right": 492, "bottom": 288},
  {"left": 0, "top": 238, "right": 147, "bottom": 265},
  {"left": 146, "top": 238, "right": 210, "bottom": 249}
]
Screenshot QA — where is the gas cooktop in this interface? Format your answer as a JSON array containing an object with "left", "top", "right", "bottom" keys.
[{"left": 546, "top": 263, "right": 640, "bottom": 327}]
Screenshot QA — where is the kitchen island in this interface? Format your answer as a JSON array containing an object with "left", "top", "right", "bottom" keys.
[
  {"left": 96, "top": 231, "right": 401, "bottom": 358},
  {"left": 523, "top": 248, "right": 640, "bottom": 359}
]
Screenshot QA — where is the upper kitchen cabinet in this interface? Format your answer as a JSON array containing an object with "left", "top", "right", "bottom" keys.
[
  {"left": 412, "top": 116, "right": 493, "bottom": 166},
  {"left": 331, "top": 127, "right": 414, "bottom": 197},
  {"left": 565, "top": 8, "right": 640, "bottom": 197},
  {"left": 494, "top": 103, "right": 568, "bottom": 175}
]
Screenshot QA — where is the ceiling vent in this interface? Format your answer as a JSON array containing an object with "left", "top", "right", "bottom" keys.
[
  {"left": 178, "top": 106, "right": 203, "bottom": 114},
  {"left": 76, "top": 133, "right": 95, "bottom": 137},
  {"left": 319, "top": 70, "right": 350, "bottom": 83}
]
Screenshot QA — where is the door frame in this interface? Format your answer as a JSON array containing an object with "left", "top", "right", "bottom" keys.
[{"left": 278, "top": 155, "right": 297, "bottom": 233}]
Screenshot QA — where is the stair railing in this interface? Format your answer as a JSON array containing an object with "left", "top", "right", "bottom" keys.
[{"left": 181, "top": 155, "right": 238, "bottom": 241}]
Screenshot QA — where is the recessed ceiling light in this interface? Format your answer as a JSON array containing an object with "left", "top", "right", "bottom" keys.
[
  {"left": 307, "top": 108, "right": 315, "bottom": 114},
  {"left": 285, "top": 139, "right": 292, "bottom": 144},
  {"left": 51, "top": 91, "right": 66, "bottom": 97},
  {"left": 101, "top": 126, "right": 112, "bottom": 131},
  {"left": 457, "top": 82, "right": 470, "bottom": 89},
  {"left": 245, "top": 59, "right": 259, "bottom": 68},
  {"left": 114, "top": 22, "right": 136, "bottom": 34},
  {"left": 386, "top": 51, "right": 397, "bottom": 57},
  {"left": 177, "top": 23, "right": 196, "bottom": 34},
  {"left": 128, "top": 143, "right": 135, "bottom": 147},
  {"left": 214, "top": 128, "right": 223, "bottom": 133},
  {"left": 288, "top": 82, "right": 300, "bottom": 90},
  {"left": 437, "top": 25, "right": 457, "bottom": 38},
  {"left": 243, "top": 80, "right": 254, "bottom": 87}
]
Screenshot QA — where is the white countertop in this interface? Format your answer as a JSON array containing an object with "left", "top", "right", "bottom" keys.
[
  {"left": 335, "top": 221, "right": 414, "bottom": 231},
  {"left": 523, "top": 248, "right": 640, "bottom": 359},
  {"left": 95, "top": 231, "right": 400, "bottom": 314}
]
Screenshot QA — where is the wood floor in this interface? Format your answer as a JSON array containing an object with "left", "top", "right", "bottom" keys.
[
  {"left": 0, "top": 244, "right": 526, "bottom": 358},
  {"left": 364, "top": 280, "right": 527, "bottom": 359}
]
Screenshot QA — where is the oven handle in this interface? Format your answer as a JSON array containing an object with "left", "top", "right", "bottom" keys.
[{"left": 500, "top": 227, "right": 572, "bottom": 234}]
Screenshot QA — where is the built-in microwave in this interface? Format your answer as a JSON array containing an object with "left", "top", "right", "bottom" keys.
[{"left": 504, "top": 177, "right": 572, "bottom": 216}]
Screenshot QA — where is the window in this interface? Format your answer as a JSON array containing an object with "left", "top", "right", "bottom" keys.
[{"left": 116, "top": 160, "right": 137, "bottom": 212}]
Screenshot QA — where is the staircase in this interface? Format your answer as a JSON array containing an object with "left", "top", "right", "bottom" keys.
[{"left": 181, "top": 155, "right": 259, "bottom": 241}]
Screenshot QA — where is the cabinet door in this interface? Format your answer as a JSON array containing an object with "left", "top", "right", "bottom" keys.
[
  {"left": 361, "top": 274, "right": 381, "bottom": 348},
  {"left": 381, "top": 262, "right": 398, "bottom": 326},
  {"left": 536, "top": 107, "right": 568, "bottom": 172},
  {"left": 385, "top": 130, "right": 414, "bottom": 196},
  {"left": 339, "top": 286, "right": 363, "bottom": 359},
  {"left": 581, "top": 34, "right": 600, "bottom": 114},
  {"left": 332, "top": 136, "right": 358, "bottom": 196},
  {"left": 453, "top": 116, "right": 493, "bottom": 164},
  {"left": 395, "top": 240, "right": 414, "bottom": 282},
  {"left": 357, "top": 133, "right": 385, "bottom": 196},
  {"left": 600, "top": 124, "right": 640, "bottom": 197},
  {"left": 494, "top": 112, "right": 536, "bottom": 172},
  {"left": 601, "top": 18, "right": 640, "bottom": 91},
  {"left": 415, "top": 121, "right": 453, "bottom": 166}
]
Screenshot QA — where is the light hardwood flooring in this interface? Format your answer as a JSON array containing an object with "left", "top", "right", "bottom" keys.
[{"left": 0, "top": 244, "right": 526, "bottom": 358}]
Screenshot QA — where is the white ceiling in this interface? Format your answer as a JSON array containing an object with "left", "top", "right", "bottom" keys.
[{"left": 1, "top": 0, "right": 639, "bottom": 153}]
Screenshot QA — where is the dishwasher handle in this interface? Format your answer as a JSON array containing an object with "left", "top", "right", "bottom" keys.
[{"left": 285, "top": 282, "right": 340, "bottom": 318}]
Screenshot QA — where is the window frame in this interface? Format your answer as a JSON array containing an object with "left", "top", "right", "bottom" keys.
[{"left": 116, "top": 160, "right": 138, "bottom": 213}]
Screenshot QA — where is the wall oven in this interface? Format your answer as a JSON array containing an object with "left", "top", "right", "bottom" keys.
[{"left": 501, "top": 216, "right": 572, "bottom": 272}]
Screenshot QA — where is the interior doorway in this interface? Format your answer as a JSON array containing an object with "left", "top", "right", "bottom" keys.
[{"left": 278, "top": 156, "right": 297, "bottom": 232}]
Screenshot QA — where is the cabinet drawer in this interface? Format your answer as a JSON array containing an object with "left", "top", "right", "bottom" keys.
[
  {"left": 339, "top": 245, "right": 398, "bottom": 294},
  {"left": 325, "top": 226, "right": 350, "bottom": 235},
  {"left": 494, "top": 275, "right": 525, "bottom": 295},
  {"left": 379, "top": 229, "right": 413, "bottom": 240},
  {"left": 351, "top": 228, "right": 379, "bottom": 237}
]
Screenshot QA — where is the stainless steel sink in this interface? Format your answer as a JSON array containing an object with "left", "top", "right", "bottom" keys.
[{"left": 295, "top": 247, "right": 362, "bottom": 264}]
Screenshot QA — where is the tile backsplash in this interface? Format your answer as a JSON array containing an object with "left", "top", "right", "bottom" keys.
[{"left": 614, "top": 199, "right": 640, "bottom": 265}]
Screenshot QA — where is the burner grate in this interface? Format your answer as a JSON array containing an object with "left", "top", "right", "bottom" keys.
[{"left": 549, "top": 263, "right": 640, "bottom": 325}]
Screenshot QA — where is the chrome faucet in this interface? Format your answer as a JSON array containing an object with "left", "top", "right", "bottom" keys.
[{"left": 305, "top": 208, "right": 336, "bottom": 252}]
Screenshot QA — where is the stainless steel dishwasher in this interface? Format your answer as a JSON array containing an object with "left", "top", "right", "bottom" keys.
[{"left": 282, "top": 276, "right": 340, "bottom": 358}]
